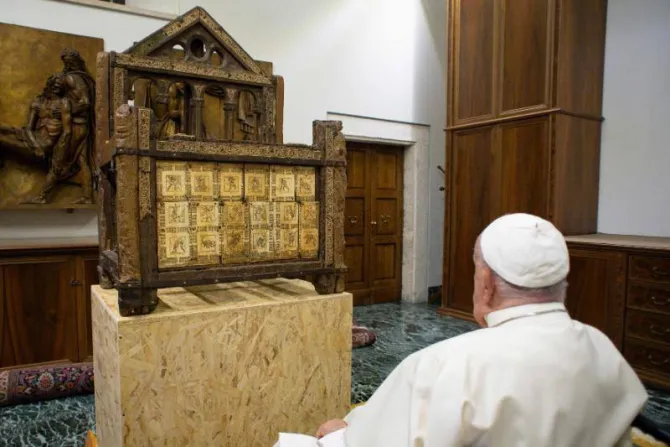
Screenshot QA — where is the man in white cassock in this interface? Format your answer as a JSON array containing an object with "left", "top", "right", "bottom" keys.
[{"left": 276, "top": 213, "right": 648, "bottom": 447}]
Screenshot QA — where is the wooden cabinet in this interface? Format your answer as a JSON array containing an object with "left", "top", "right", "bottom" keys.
[
  {"left": 441, "top": 0, "right": 607, "bottom": 318},
  {"left": 565, "top": 235, "right": 670, "bottom": 391},
  {"left": 0, "top": 238, "right": 98, "bottom": 369},
  {"left": 449, "top": 0, "right": 607, "bottom": 127},
  {"left": 565, "top": 248, "right": 626, "bottom": 349}
]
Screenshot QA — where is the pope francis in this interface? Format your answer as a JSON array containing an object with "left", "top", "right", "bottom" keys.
[{"left": 276, "top": 213, "right": 648, "bottom": 447}]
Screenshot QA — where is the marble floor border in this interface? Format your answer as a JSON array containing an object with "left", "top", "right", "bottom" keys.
[{"left": 326, "top": 112, "right": 430, "bottom": 303}]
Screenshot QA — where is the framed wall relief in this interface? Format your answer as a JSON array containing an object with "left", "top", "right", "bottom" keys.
[
  {"left": 96, "top": 7, "right": 347, "bottom": 315},
  {"left": 0, "top": 24, "right": 103, "bottom": 209}
]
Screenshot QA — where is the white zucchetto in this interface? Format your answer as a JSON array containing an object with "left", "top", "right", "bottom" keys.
[{"left": 480, "top": 213, "right": 569, "bottom": 288}]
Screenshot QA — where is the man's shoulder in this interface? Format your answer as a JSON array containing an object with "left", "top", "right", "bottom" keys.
[{"left": 410, "top": 327, "right": 491, "bottom": 360}]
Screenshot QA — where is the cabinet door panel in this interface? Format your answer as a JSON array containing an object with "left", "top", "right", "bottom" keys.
[
  {"left": 566, "top": 248, "right": 626, "bottom": 348},
  {"left": 453, "top": 0, "right": 496, "bottom": 124},
  {"left": 447, "top": 127, "right": 497, "bottom": 313},
  {"left": 1, "top": 257, "right": 78, "bottom": 367},
  {"left": 499, "top": 117, "right": 550, "bottom": 218},
  {"left": 500, "top": 0, "right": 553, "bottom": 114},
  {"left": 78, "top": 256, "right": 99, "bottom": 362}
]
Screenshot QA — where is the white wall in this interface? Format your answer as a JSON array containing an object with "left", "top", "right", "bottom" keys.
[
  {"left": 0, "top": 0, "right": 447, "bottom": 289},
  {"left": 598, "top": 0, "right": 670, "bottom": 237}
]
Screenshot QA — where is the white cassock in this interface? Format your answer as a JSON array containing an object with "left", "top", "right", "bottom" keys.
[{"left": 276, "top": 302, "right": 648, "bottom": 447}]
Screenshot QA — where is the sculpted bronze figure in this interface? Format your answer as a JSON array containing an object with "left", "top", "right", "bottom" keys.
[{"left": 0, "top": 48, "right": 95, "bottom": 204}]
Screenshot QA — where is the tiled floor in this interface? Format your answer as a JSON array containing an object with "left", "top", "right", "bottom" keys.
[{"left": 0, "top": 303, "right": 668, "bottom": 446}]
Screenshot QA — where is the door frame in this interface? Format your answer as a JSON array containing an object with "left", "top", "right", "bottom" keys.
[{"left": 327, "top": 112, "right": 431, "bottom": 303}]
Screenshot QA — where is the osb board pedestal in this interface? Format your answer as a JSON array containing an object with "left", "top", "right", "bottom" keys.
[{"left": 91, "top": 279, "right": 352, "bottom": 447}]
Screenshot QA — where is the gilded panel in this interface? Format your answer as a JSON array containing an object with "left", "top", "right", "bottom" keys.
[
  {"left": 270, "top": 166, "right": 295, "bottom": 202},
  {"left": 244, "top": 165, "right": 270, "bottom": 201},
  {"left": 300, "top": 202, "right": 320, "bottom": 259},
  {"left": 219, "top": 163, "right": 244, "bottom": 200},
  {"left": 296, "top": 167, "right": 317, "bottom": 202}
]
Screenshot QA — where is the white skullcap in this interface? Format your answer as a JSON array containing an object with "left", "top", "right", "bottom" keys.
[{"left": 480, "top": 213, "right": 569, "bottom": 288}]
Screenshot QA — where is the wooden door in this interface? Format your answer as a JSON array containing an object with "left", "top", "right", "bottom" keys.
[
  {"left": 345, "top": 142, "right": 403, "bottom": 306},
  {"left": 0, "top": 256, "right": 79, "bottom": 368},
  {"left": 499, "top": 117, "right": 550, "bottom": 217},
  {"left": 445, "top": 126, "right": 498, "bottom": 316},
  {"left": 566, "top": 248, "right": 626, "bottom": 349}
]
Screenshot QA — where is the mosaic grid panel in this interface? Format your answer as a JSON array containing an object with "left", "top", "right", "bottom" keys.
[
  {"left": 156, "top": 161, "right": 320, "bottom": 268},
  {"left": 270, "top": 166, "right": 296, "bottom": 202},
  {"left": 157, "top": 161, "right": 189, "bottom": 201},
  {"left": 299, "top": 202, "right": 320, "bottom": 259},
  {"left": 296, "top": 167, "right": 317, "bottom": 202},
  {"left": 192, "top": 201, "right": 221, "bottom": 265},
  {"left": 249, "top": 201, "right": 273, "bottom": 261},
  {"left": 188, "top": 162, "right": 218, "bottom": 200},
  {"left": 244, "top": 165, "right": 270, "bottom": 201},
  {"left": 274, "top": 201, "right": 299, "bottom": 260},
  {"left": 221, "top": 201, "right": 249, "bottom": 264},
  {"left": 219, "top": 163, "right": 244, "bottom": 201}
]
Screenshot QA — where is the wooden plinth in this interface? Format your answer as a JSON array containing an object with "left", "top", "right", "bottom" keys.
[{"left": 92, "top": 279, "right": 352, "bottom": 447}]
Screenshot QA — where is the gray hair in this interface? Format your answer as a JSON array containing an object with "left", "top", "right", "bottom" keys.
[{"left": 491, "top": 271, "right": 567, "bottom": 303}]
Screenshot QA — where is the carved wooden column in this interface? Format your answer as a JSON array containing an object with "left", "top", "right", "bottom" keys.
[
  {"left": 190, "top": 83, "right": 207, "bottom": 139},
  {"left": 223, "top": 87, "right": 238, "bottom": 140}
]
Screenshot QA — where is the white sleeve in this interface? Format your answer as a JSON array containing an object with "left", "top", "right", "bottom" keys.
[
  {"left": 614, "top": 428, "right": 633, "bottom": 447},
  {"left": 344, "top": 346, "right": 471, "bottom": 447},
  {"left": 343, "top": 352, "right": 421, "bottom": 446},
  {"left": 410, "top": 349, "right": 472, "bottom": 446}
]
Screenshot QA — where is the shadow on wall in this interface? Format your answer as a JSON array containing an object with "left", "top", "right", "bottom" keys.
[{"left": 414, "top": 0, "right": 448, "bottom": 289}]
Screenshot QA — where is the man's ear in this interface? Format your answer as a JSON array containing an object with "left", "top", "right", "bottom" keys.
[{"left": 481, "top": 266, "right": 496, "bottom": 306}]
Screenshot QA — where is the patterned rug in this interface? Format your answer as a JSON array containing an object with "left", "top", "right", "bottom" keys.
[
  {"left": 352, "top": 322, "right": 377, "bottom": 349},
  {"left": 0, "top": 363, "right": 94, "bottom": 407}
]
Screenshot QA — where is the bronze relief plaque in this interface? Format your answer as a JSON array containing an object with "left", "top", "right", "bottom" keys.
[{"left": 0, "top": 24, "right": 102, "bottom": 209}]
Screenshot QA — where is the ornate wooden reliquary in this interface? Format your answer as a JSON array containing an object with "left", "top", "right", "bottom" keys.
[{"left": 95, "top": 7, "right": 347, "bottom": 315}]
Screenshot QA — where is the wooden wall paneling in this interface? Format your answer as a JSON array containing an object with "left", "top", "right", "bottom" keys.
[
  {"left": 446, "top": 126, "right": 497, "bottom": 316},
  {"left": 498, "top": 0, "right": 554, "bottom": 116},
  {"left": 370, "top": 147, "right": 404, "bottom": 303},
  {"left": 550, "top": 114, "right": 601, "bottom": 235},
  {"left": 554, "top": 0, "right": 608, "bottom": 117},
  {"left": 1, "top": 256, "right": 79, "bottom": 368},
  {"left": 344, "top": 146, "right": 371, "bottom": 305},
  {"left": 499, "top": 117, "right": 550, "bottom": 217},
  {"left": 566, "top": 248, "right": 626, "bottom": 349},
  {"left": 452, "top": 0, "right": 497, "bottom": 125}
]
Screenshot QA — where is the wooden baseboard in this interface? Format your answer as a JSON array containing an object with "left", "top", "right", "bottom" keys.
[{"left": 437, "top": 306, "right": 476, "bottom": 323}]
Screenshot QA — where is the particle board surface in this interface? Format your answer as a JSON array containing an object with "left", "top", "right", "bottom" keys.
[{"left": 92, "top": 279, "right": 352, "bottom": 446}]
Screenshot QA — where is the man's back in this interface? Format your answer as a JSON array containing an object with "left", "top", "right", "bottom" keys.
[{"left": 344, "top": 303, "right": 647, "bottom": 447}]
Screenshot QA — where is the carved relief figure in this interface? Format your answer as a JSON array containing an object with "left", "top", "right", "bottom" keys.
[
  {"left": 223, "top": 175, "right": 237, "bottom": 192},
  {"left": 237, "top": 90, "right": 257, "bottom": 140},
  {"left": 199, "top": 204, "right": 215, "bottom": 223},
  {"left": 0, "top": 48, "right": 95, "bottom": 204},
  {"left": 59, "top": 48, "right": 96, "bottom": 203},
  {"left": 168, "top": 204, "right": 187, "bottom": 225},
  {"left": 252, "top": 203, "right": 267, "bottom": 223},
  {"left": 166, "top": 174, "right": 182, "bottom": 192},
  {"left": 0, "top": 74, "right": 70, "bottom": 174},
  {"left": 250, "top": 176, "right": 262, "bottom": 193}
]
